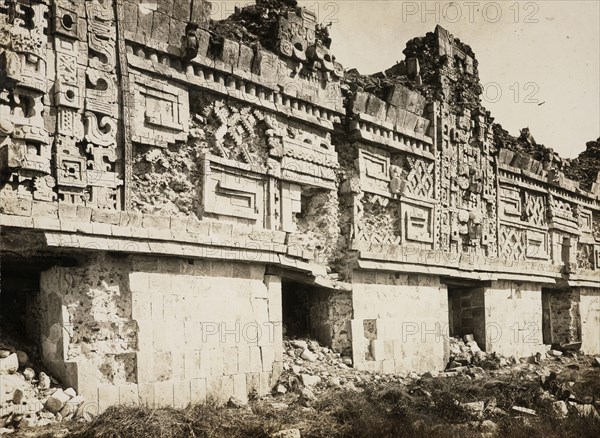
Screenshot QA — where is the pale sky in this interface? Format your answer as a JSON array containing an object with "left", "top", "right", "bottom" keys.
[{"left": 212, "top": 1, "right": 600, "bottom": 158}]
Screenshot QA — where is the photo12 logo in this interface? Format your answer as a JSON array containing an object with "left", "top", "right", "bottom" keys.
[{"left": 401, "top": 1, "right": 540, "bottom": 24}]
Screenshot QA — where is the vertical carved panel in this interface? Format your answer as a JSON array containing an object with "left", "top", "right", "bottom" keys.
[
  {"left": 0, "top": 1, "right": 53, "bottom": 201},
  {"left": 51, "top": 0, "right": 123, "bottom": 208},
  {"left": 435, "top": 104, "right": 497, "bottom": 256}
]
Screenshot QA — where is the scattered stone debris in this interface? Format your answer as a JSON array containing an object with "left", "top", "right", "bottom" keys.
[
  {"left": 512, "top": 406, "right": 537, "bottom": 416},
  {"left": 446, "top": 336, "right": 513, "bottom": 374},
  {"left": 273, "top": 336, "right": 600, "bottom": 427},
  {"left": 0, "top": 341, "right": 87, "bottom": 433}
]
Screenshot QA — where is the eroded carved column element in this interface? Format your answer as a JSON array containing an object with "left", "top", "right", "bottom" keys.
[
  {"left": 275, "top": 6, "right": 344, "bottom": 80},
  {"left": 53, "top": 1, "right": 87, "bottom": 204},
  {"left": 83, "top": 0, "right": 122, "bottom": 209},
  {"left": 0, "top": 0, "right": 54, "bottom": 201},
  {"left": 51, "top": 0, "right": 123, "bottom": 208},
  {"left": 435, "top": 103, "right": 497, "bottom": 256}
]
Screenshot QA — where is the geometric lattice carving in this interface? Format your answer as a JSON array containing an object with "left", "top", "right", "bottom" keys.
[
  {"left": 392, "top": 155, "right": 434, "bottom": 200},
  {"left": 405, "top": 157, "right": 434, "bottom": 199},
  {"left": 523, "top": 192, "right": 546, "bottom": 226},
  {"left": 499, "top": 225, "right": 526, "bottom": 260}
]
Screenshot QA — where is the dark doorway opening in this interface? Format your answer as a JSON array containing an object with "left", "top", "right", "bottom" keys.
[
  {"left": 0, "top": 259, "right": 42, "bottom": 350},
  {"left": 447, "top": 285, "right": 487, "bottom": 350},
  {"left": 281, "top": 280, "right": 353, "bottom": 354},
  {"left": 281, "top": 281, "right": 311, "bottom": 339},
  {"left": 541, "top": 288, "right": 553, "bottom": 345}
]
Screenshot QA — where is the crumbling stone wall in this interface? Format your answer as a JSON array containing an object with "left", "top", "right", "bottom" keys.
[
  {"left": 356, "top": 194, "right": 401, "bottom": 244},
  {"left": 39, "top": 254, "right": 138, "bottom": 405},
  {"left": 547, "top": 289, "right": 581, "bottom": 345},
  {"left": 1, "top": 0, "right": 599, "bottom": 410},
  {"left": 37, "top": 253, "right": 283, "bottom": 408},
  {"left": 308, "top": 289, "right": 352, "bottom": 355},
  {"left": 288, "top": 188, "right": 340, "bottom": 265}
]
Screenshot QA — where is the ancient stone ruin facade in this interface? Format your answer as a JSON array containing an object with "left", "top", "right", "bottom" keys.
[{"left": 1, "top": 0, "right": 599, "bottom": 411}]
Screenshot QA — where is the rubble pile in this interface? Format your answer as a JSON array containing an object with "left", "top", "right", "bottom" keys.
[
  {"left": 564, "top": 137, "right": 600, "bottom": 191},
  {"left": 272, "top": 337, "right": 600, "bottom": 425},
  {"left": 273, "top": 338, "right": 406, "bottom": 402},
  {"left": 0, "top": 344, "right": 87, "bottom": 434},
  {"left": 446, "top": 336, "right": 515, "bottom": 374},
  {"left": 209, "top": 0, "right": 330, "bottom": 49}
]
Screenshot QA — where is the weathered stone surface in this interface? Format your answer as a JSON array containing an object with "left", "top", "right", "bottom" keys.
[
  {"left": 45, "top": 390, "right": 72, "bottom": 414},
  {"left": 0, "top": 354, "right": 18, "bottom": 374},
  {"left": 271, "top": 429, "right": 301, "bottom": 438},
  {"left": 551, "top": 401, "right": 568, "bottom": 418},
  {"left": 300, "top": 374, "right": 321, "bottom": 387},
  {"left": 38, "top": 373, "right": 51, "bottom": 390},
  {"left": 300, "top": 349, "right": 317, "bottom": 363}
]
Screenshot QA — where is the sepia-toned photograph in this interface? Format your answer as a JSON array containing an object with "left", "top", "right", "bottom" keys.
[{"left": 0, "top": 0, "right": 599, "bottom": 436}]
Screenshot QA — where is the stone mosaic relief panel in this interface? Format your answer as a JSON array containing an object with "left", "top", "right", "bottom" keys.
[
  {"left": 355, "top": 193, "right": 401, "bottom": 245},
  {"left": 201, "top": 159, "right": 268, "bottom": 228},
  {"left": 130, "top": 74, "right": 189, "bottom": 147},
  {"left": 401, "top": 201, "right": 434, "bottom": 245},
  {"left": 435, "top": 106, "right": 497, "bottom": 257},
  {"left": 498, "top": 225, "right": 527, "bottom": 261},
  {"left": 0, "top": 0, "right": 124, "bottom": 209},
  {"left": 0, "top": 1, "right": 52, "bottom": 200},
  {"left": 132, "top": 86, "right": 340, "bottom": 239},
  {"left": 390, "top": 154, "right": 434, "bottom": 200},
  {"left": 548, "top": 194, "right": 579, "bottom": 231}
]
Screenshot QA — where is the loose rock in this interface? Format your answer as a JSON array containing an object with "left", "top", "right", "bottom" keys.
[
  {"left": 45, "top": 389, "right": 71, "bottom": 414},
  {"left": 38, "top": 372, "right": 51, "bottom": 390},
  {"left": 0, "top": 354, "right": 18, "bottom": 374},
  {"left": 300, "top": 374, "right": 321, "bottom": 387},
  {"left": 300, "top": 349, "right": 317, "bottom": 362},
  {"left": 271, "top": 429, "right": 301, "bottom": 438}
]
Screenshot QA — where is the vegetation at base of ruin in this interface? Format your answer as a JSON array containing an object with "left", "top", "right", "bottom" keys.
[{"left": 23, "top": 367, "right": 600, "bottom": 438}]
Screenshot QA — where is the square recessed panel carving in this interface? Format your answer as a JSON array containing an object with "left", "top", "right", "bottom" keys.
[
  {"left": 358, "top": 146, "right": 391, "bottom": 196},
  {"left": 402, "top": 201, "right": 433, "bottom": 244},
  {"left": 202, "top": 161, "right": 266, "bottom": 225},
  {"left": 131, "top": 74, "right": 189, "bottom": 147},
  {"left": 526, "top": 230, "right": 549, "bottom": 260},
  {"left": 499, "top": 186, "right": 521, "bottom": 218},
  {"left": 57, "top": 154, "right": 87, "bottom": 188},
  {"left": 579, "top": 208, "right": 593, "bottom": 233}
]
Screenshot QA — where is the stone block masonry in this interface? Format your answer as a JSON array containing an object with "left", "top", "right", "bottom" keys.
[
  {"left": 350, "top": 272, "right": 449, "bottom": 374},
  {"left": 484, "top": 282, "right": 544, "bottom": 359},
  {"left": 37, "top": 254, "right": 283, "bottom": 409}
]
